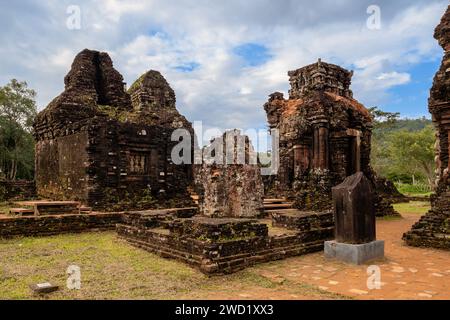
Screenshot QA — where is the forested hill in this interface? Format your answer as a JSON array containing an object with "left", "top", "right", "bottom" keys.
[
  {"left": 371, "top": 112, "right": 435, "bottom": 190},
  {"left": 373, "top": 117, "right": 432, "bottom": 134}
]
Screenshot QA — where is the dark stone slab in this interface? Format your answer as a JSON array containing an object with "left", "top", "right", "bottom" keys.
[{"left": 332, "top": 172, "right": 376, "bottom": 244}]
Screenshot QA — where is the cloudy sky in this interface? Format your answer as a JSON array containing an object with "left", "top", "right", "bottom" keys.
[{"left": 0, "top": 0, "right": 448, "bottom": 135}]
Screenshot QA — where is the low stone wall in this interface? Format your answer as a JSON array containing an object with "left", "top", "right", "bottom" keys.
[
  {"left": 170, "top": 217, "right": 268, "bottom": 241},
  {"left": 0, "top": 180, "right": 36, "bottom": 201},
  {"left": 271, "top": 210, "right": 334, "bottom": 232},
  {"left": 0, "top": 212, "right": 123, "bottom": 238}
]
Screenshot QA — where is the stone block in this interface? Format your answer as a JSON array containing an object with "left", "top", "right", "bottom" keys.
[
  {"left": 324, "top": 240, "right": 384, "bottom": 265},
  {"left": 29, "top": 282, "right": 59, "bottom": 294}
]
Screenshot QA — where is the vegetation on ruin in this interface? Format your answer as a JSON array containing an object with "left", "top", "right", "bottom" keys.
[
  {"left": 0, "top": 80, "right": 37, "bottom": 181},
  {"left": 196, "top": 231, "right": 258, "bottom": 243},
  {"left": 97, "top": 104, "right": 131, "bottom": 123},
  {"left": 97, "top": 188, "right": 193, "bottom": 212},
  {"left": 127, "top": 73, "right": 146, "bottom": 93}
]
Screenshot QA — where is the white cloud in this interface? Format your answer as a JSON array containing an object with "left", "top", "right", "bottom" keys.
[
  {"left": 376, "top": 72, "right": 411, "bottom": 85},
  {"left": 0, "top": 0, "right": 447, "bottom": 130}
]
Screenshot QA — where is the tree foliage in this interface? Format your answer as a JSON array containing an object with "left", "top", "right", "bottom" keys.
[
  {"left": 369, "top": 107, "right": 435, "bottom": 187},
  {"left": 0, "top": 79, "right": 37, "bottom": 180}
]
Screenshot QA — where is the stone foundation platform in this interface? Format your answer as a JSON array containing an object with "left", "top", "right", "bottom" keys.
[{"left": 117, "top": 209, "right": 334, "bottom": 274}]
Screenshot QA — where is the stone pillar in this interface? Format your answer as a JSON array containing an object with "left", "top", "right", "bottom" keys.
[
  {"left": 318, "top": 126, "right": 329, "bottom": 170},
  {"left": 313, "top": 127, "right": 319, "bottom": 169},
  {"left": 293, "top": 142, "right": 310, "bottom": 175},
  {"left": 346, "top": 129, "right": 361, "bottom": 173}
]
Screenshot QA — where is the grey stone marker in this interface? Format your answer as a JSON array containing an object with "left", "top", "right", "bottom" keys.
[
  {"left": 324, "top": 172, "right": 384, "bottom": 264},
  {"left": 29, "top": 282, "right": 59, "bottom": 294}
]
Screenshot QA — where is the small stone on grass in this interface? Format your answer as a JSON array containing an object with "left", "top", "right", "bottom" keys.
[{"left": 29, "top": 282, "right": 59, "bottom": 294}]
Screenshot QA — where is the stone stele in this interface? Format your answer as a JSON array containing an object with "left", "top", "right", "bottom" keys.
[{"left": 325, "top": 172, "right": 384, "bottom": 264}]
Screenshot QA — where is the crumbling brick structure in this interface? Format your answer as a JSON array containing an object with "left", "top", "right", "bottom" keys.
[
  {"left": 33, "top": 49, "right": 194, "bottom": 210},
  {"left": 117, "top": 207, "right": 333, "bottom": 275},
  {"left": 404, "top": 6, "right": 450, "bottom": 250},
  {"left": 195, "top": 130, "right": 264, "bottom": 218},
  {"left": 0, "top": 180, "right": 36, "bottom": 201},
  {"left": 264, "top": 59, "right": 398, "bottom": 216}
]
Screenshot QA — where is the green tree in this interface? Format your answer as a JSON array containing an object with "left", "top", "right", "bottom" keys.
[
  {"left": 384, "top": 125, "right": 436, "bottom": 187},
  {"left": 368, "top": 106, "right": 400, "bottom": 129},
  {"left": 369, "top": 106, "right": 400, "bottom": 175},
  {"left": 0, "top": 79, "right": 37, "bottom": 180}
]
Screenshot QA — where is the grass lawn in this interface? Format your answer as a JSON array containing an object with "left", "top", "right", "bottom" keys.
[
  {"left": 393, "top": 201, "right": 430, "bottom": 215},
  {"left": 0, "top": 201, "right": 13, "bottom": 215},
  {"left": 0, "top": 231, "right": 347, "bottom": 300},
  {"left": 0, "top": 201, "right": 431, "bottom": 300}
]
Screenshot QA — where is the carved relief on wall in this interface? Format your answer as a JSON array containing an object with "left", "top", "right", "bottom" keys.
[{"left": 128, "top": 152, "right": 148, "bottom": 175}]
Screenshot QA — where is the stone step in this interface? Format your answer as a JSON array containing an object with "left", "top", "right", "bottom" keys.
[
  {"left": 9, "top": 208, "right": 34, "bottom": 216},
  {"left": 263, "top": 198, "right": 288, "bottom": 204},
  {"left": 263, "top": 203, "right": 293, "bottom": 210}
]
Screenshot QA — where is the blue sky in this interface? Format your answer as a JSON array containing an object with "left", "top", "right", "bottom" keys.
[
  {"left": 382, "top": 60, "right": 441, "bottom": 118},
  {"left": 233, "top": 43, "right": 273, "bottom": 67},
  {"left": 0, "top": 0, "right": 448, "bottom": 134}
]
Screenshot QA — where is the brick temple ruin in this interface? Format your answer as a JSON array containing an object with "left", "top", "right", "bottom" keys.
[
  {"left": 263, "top": 59, "right": 398, "bottom": 217},
  {"left": 403, "top": 7, "right": 450, "bottom": 250},
  {"left": 30, "top": 50, "right": 400, "bottom": 273},
  {"left": 117, "top": 132, "right": 334, "bottom": 274},
  {"left": 33, "top": 49, "right": 194, "bottom": 210}
]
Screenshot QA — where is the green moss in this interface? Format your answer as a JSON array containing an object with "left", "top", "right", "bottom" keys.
[
  {"left": 97, "top": 105, "right": 130, "bottom": 122},
  {"left": 97, "top": 188, "right": 158, "bottom": 212},
  {"left": 196, "top": 232, "right": 258, "bottom": 243},
  {"left": 127, "top": 73, "right": 146, "bottom": 94}
]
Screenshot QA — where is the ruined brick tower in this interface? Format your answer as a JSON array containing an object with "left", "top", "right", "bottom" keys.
[
  {"left": 33, "top": 49, "right": 194, "bottom": 210},
  {"left": 264, "top": 59, "right": 398, "bottom": 216},
  {"left": 196, "top": 130, "right": 264, "bottom": 218},
  {"left": 404, "top": 6, "right": 450, "bottom": 249}
]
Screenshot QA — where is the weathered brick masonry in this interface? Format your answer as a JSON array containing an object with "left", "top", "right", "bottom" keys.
[
  {"left": 404, "top": 6, "right": 450, "bottom": 250},
  {"left": 263, "top": 60, "right": 399, "bottom": 217},
  {"left": 33, "top": 49, "right": 194, "bottom": 210},
  {"left": 0, "top": 212, "right": 122, "bottom": 238},
  {"left": 117, "top": 208, "right": 333, "bottom": 275},
  {"left": 0, "top": 180, "right": 36, "bottom": 201}
]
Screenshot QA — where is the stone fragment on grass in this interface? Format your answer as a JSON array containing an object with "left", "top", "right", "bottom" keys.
[{"left": 29, "top": 282, "right": 59, "bottom": 294}]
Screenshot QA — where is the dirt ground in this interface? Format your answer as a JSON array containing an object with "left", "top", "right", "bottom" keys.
[
  {"left": 248, "top": 203, "right": 450, "bottom": 300},
  {"left": 0, "top": 201, "right": 448, "bottom": 300}
]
